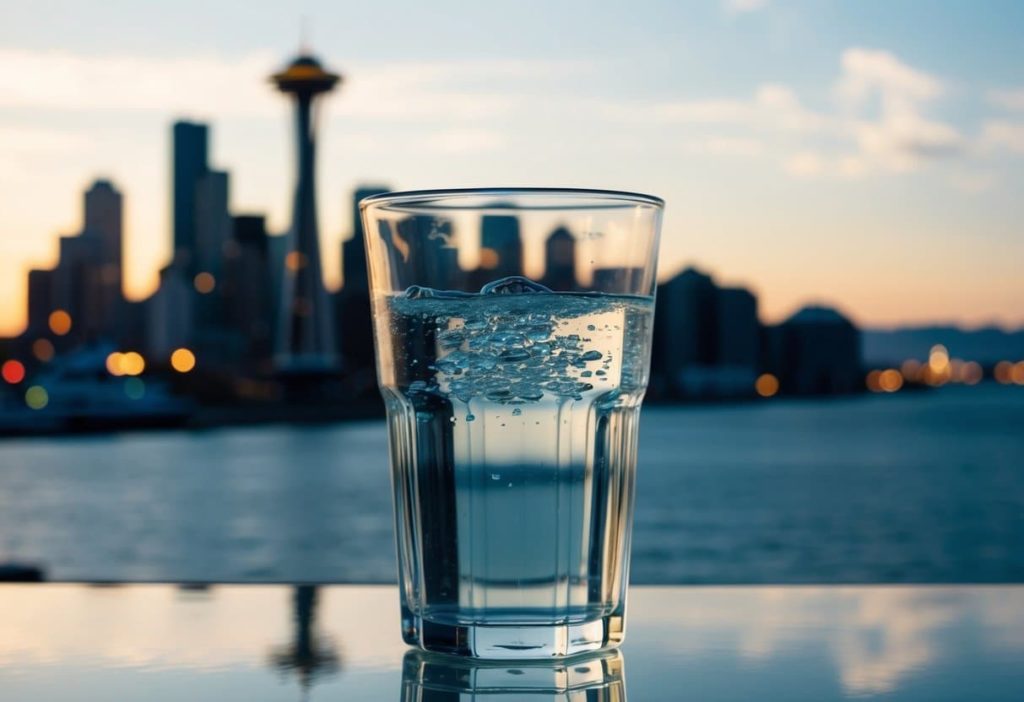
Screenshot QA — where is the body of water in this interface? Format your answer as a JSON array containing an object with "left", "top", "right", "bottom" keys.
[{"left": 0, "top": 385, "right": 1021, "bottom": 583}]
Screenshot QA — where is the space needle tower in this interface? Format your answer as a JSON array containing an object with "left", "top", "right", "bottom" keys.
[{"left": 271, "top": 48, "right": 340, "bottom": 371}]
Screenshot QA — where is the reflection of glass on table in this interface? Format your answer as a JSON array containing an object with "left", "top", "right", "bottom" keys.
[{"left": 401, "top": 649, "right": 626, "bottom": 700}]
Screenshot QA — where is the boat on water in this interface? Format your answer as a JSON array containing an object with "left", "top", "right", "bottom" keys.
[{"left": 0, "top": 345, "right": 194, "bottom": 435}]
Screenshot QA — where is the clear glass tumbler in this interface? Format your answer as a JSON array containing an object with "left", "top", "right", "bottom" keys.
[{"left": 361, "top": 188, "right": 663, "bottom": 658}]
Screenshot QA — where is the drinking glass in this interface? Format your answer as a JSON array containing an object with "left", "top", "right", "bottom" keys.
[{"left": 361, "top": 188, "right": 663, "bottom": 658}]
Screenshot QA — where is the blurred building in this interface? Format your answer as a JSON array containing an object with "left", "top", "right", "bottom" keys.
[
  {"left": 194, "top": 170, "right": 231, "bottom": 282},
  {"left": 592, "top": 266, "right": 644, "bottom": 294},
  {"left": 226, "top": 215, "right": 274, "bottom": 365},
  {"left": 475, "top": 214, "right": 522, "bottom": 285},
  {"left": 172, "top": 121, "right": 209, "bottom": 272},
  {"left": 83, "top": 179, "right": 123, "bottom": 335},
  {"left": 145, "top": 264, "right": 194, "bottom": 358},
  {"left": 765, "top": 306, "right": 862, "bottom": 395},
  {"left": 337, "top": 185, "right": 389, "bottom": 374},
  {"left": 395, "top": 216, "right": 462, "bottom": 290},
  {"left": 652, "top": 267, "right": 760, "bottom": 399},
  {"left": 26, "top": 269, "right": 55, "bottom": 335},
  {"left": 715, "top": 286, "right": 760, "bottom": 394},
  {"left": 540, "top": 226, "right": 577, "bottom": 290}
]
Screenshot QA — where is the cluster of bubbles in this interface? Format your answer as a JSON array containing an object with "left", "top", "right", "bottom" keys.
[{"left": 395, "top": 277, "right": 619, "bottom": 408}]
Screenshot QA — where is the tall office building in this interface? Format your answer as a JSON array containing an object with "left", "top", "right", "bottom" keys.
[
  {"left": 145, "top": 265, "right": 194, "bottom": 357},
  {"left": 53, "top": 233, "right": 102, "bottom": 340},
  {"left": 540, "top": 226, "right": 576, "bottom": 290},
  {"left": 338, "top": 185, "right": 390, "bottom": 373},
  {"left": 228, "top": 215, "right": 274, "bottom": 363},
  {"left": 766, "top": 306, "right": 862, "bottom": 395},
  {"left": 26, "top": 269, "right": 55, "bottom": 334},
  {"left": 479, "top": 214, "right": 522, "bottom": 280},
  {"left": 83, "top": 179, "right": 123, "bottom": 335},
  {"left": 342, "top": 185, "right": 390, "bottom": 289},
  {"left": 270, "top": 52, "right": 340, "bottom": 371},
  {"left": 194, "top": 170, "right": 231, "bottom": 281},
  {"left": 172, "top": 121, "right": 209, "bottom": 270},
  {"left": 716, "top": 287, "right": 759, "bottom": 368}
]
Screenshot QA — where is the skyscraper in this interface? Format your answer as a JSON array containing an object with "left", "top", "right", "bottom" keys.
[
  {"left": 342, "top": 185, "right": 390, "bottom": 290},
  {"left": 53, "top": 233, "right": 101, "bottom": 340},
  {"left": 228, "top": 215, "right": 274, "bottom": 363},
  {"left": 194, "top": 170, "right": 231, "bottom": 282},
  {"left": 540, "top": 226, "right": 577, "bottom": 290},
  {"left": 338, "top": 185, "right": 390, "bottom": 373},
  {"left": 270, "top": 52, "right": 340, "bottom": 371},
  {"left": 716, "top": 287, "right": 759, "bottom": 368},
  {"left": 26, "top": 269, "right": 55, "bottom": 335},
  {"left": 83, "top": 179, "right": 123, "bottom": 335},
  {"left": 172, "top": 121, "right": 209, "bottom": 270},
  {"left": 479, "top": 214, "right": 522, "bottom": 280},
  {"left": 766, "top": 306, "right": 862, "bottom": 395}
]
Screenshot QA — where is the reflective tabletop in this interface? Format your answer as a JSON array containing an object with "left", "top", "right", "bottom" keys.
[{"left": 1, "top": 585, "right": 1022, "bottom": 700}]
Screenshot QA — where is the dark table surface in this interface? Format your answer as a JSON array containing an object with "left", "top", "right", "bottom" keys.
[{"left": 1, "top": 584, "right": 1022, "bottom": 700}]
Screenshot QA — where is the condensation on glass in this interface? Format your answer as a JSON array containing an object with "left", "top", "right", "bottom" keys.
[{"left": 361, "top": 188, "right": 663, "bottom": 658}]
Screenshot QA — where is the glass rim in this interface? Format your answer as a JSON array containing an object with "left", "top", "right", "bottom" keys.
[{"left": 359, "top": 187, "right": 665, "bottom": 212}]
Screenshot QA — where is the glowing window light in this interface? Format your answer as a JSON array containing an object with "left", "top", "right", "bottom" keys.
[
  {"left": 866, "top": 370, "right": 883, "bottom": 392},
  {"left": 121, "top": 351, "right": 146, "bottom": 377},
  {"left": 48, "top": 310, "right": 72, "bottom": 336},
  {"left": 2, "top": 360, "right": 26, "bottom": 384},
  {"left": 193, "top": 272, "right": 216, "bottom": 294},
  {"left": 32, "top": 338, "right": 55, "bottom": 362},
  {"left": 960, "top": 361, "right": 983, "bottom": 386},
  {"left": 879, "top": 369, "right": 904, "bottom": 393},
  {"left": 994, "top": 361, "right": 1013, "bottom": 384},
  {"left": 285, "top": 252, "right": 307, "bottom": 272},
  {"left": 106, "top": 352, "right": 125, "bottom": 376},
  {"left": 900, "top": 359, "right": 922, "bottom": 382},
  {"left": 1012, "top": 361, "right": 1024, "bottom": 386},
  {"left": 755, "top": 373, "right": 779, "bottom": 398},
  {"left": 25, "top": 385, "right": 48, "bottom": 410},
  {"left": 124, "top": 377, "right": 146, "bottom": 400},
  {"left": 170, "top": 348, "right": 196, "bottom": 373},
  {"left": 478, "top": 248, "right": 499, "bottom": 270},
  {"left": 928, "top": 344, "right": 949, "bottom": 373}
]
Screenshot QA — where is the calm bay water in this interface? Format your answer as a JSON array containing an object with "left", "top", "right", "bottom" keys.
[{"left": 0, "top": 385, "right": 1022, "bottom": 584}]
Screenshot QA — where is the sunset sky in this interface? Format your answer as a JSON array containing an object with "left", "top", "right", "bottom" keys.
[{"left": 1, "top": 0, "right": 1022, "bottom": 336}]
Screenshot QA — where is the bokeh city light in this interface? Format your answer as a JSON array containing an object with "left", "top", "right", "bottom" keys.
[
  {"left": 755, "top": 373, "right": 779, "bottom": 398},
  {"left": 48, "top": 310, "right": 72, "bottom": 336},
  {"left": 32, "top": 338, "right": 55, "bottom": 363},
  {"left": 170, "top": 348, "right": 196, "bottom": 373},
  {"left": 106, "top": 351, "right": 146, "bottom": 377},
  {"left": 2, "top": 360, "right": 26, "bottom": 385},
  {"left": 24, "top": 385, "right": 49, "bottom": 410},
  {"left": 193, "top": 272, "right": 216, "bottom": 294}
]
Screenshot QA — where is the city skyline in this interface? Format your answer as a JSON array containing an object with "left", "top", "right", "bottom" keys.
[{"left": 2, "top": 1, "right": 1023, "bottom": 336}]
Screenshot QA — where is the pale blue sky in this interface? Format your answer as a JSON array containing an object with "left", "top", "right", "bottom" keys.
[{"left": 1, "top": 0, "right": 1022, "bottom": 334}]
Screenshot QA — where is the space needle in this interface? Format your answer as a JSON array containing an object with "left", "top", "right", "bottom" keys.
[{"left": 271, "top": 48, "right": 340, "bottom": 372}]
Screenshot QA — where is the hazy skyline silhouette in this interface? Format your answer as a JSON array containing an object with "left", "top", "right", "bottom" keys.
[{"left": 1, "top": 1, "right": 1023, "bottom": 335}]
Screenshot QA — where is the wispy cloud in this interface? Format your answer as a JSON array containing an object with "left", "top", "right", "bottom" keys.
[
  {"left": 783, "top": 151, "right": 825, "bottom": 176},
  {"left": 987, "top": 87, "right": 1024, "bottom": 112},
  {"left": 605, "top": 47, "right": 972, "bottom": 178},
  {"left": 835, "top": 48, "right": 962, "bottom": 173},
  {"left": 422, "top": 128, "right": 505, "bottom": 154},
  {"left": 684, "top": 136, "right": 765, "bottom": 156},
  {"left": 0, "top": 49, "right": 585, "bottom": 123},
  {"left": 980, "top": 120, "right": 1024, "bottom": 154},
  {"left": 724, "top": 0, "right": 770, "bottom": 15}
]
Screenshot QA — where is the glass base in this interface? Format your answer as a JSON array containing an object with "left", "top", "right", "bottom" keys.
[{"left": 402, "top": 609, "right": 626, "bottom": 659}]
